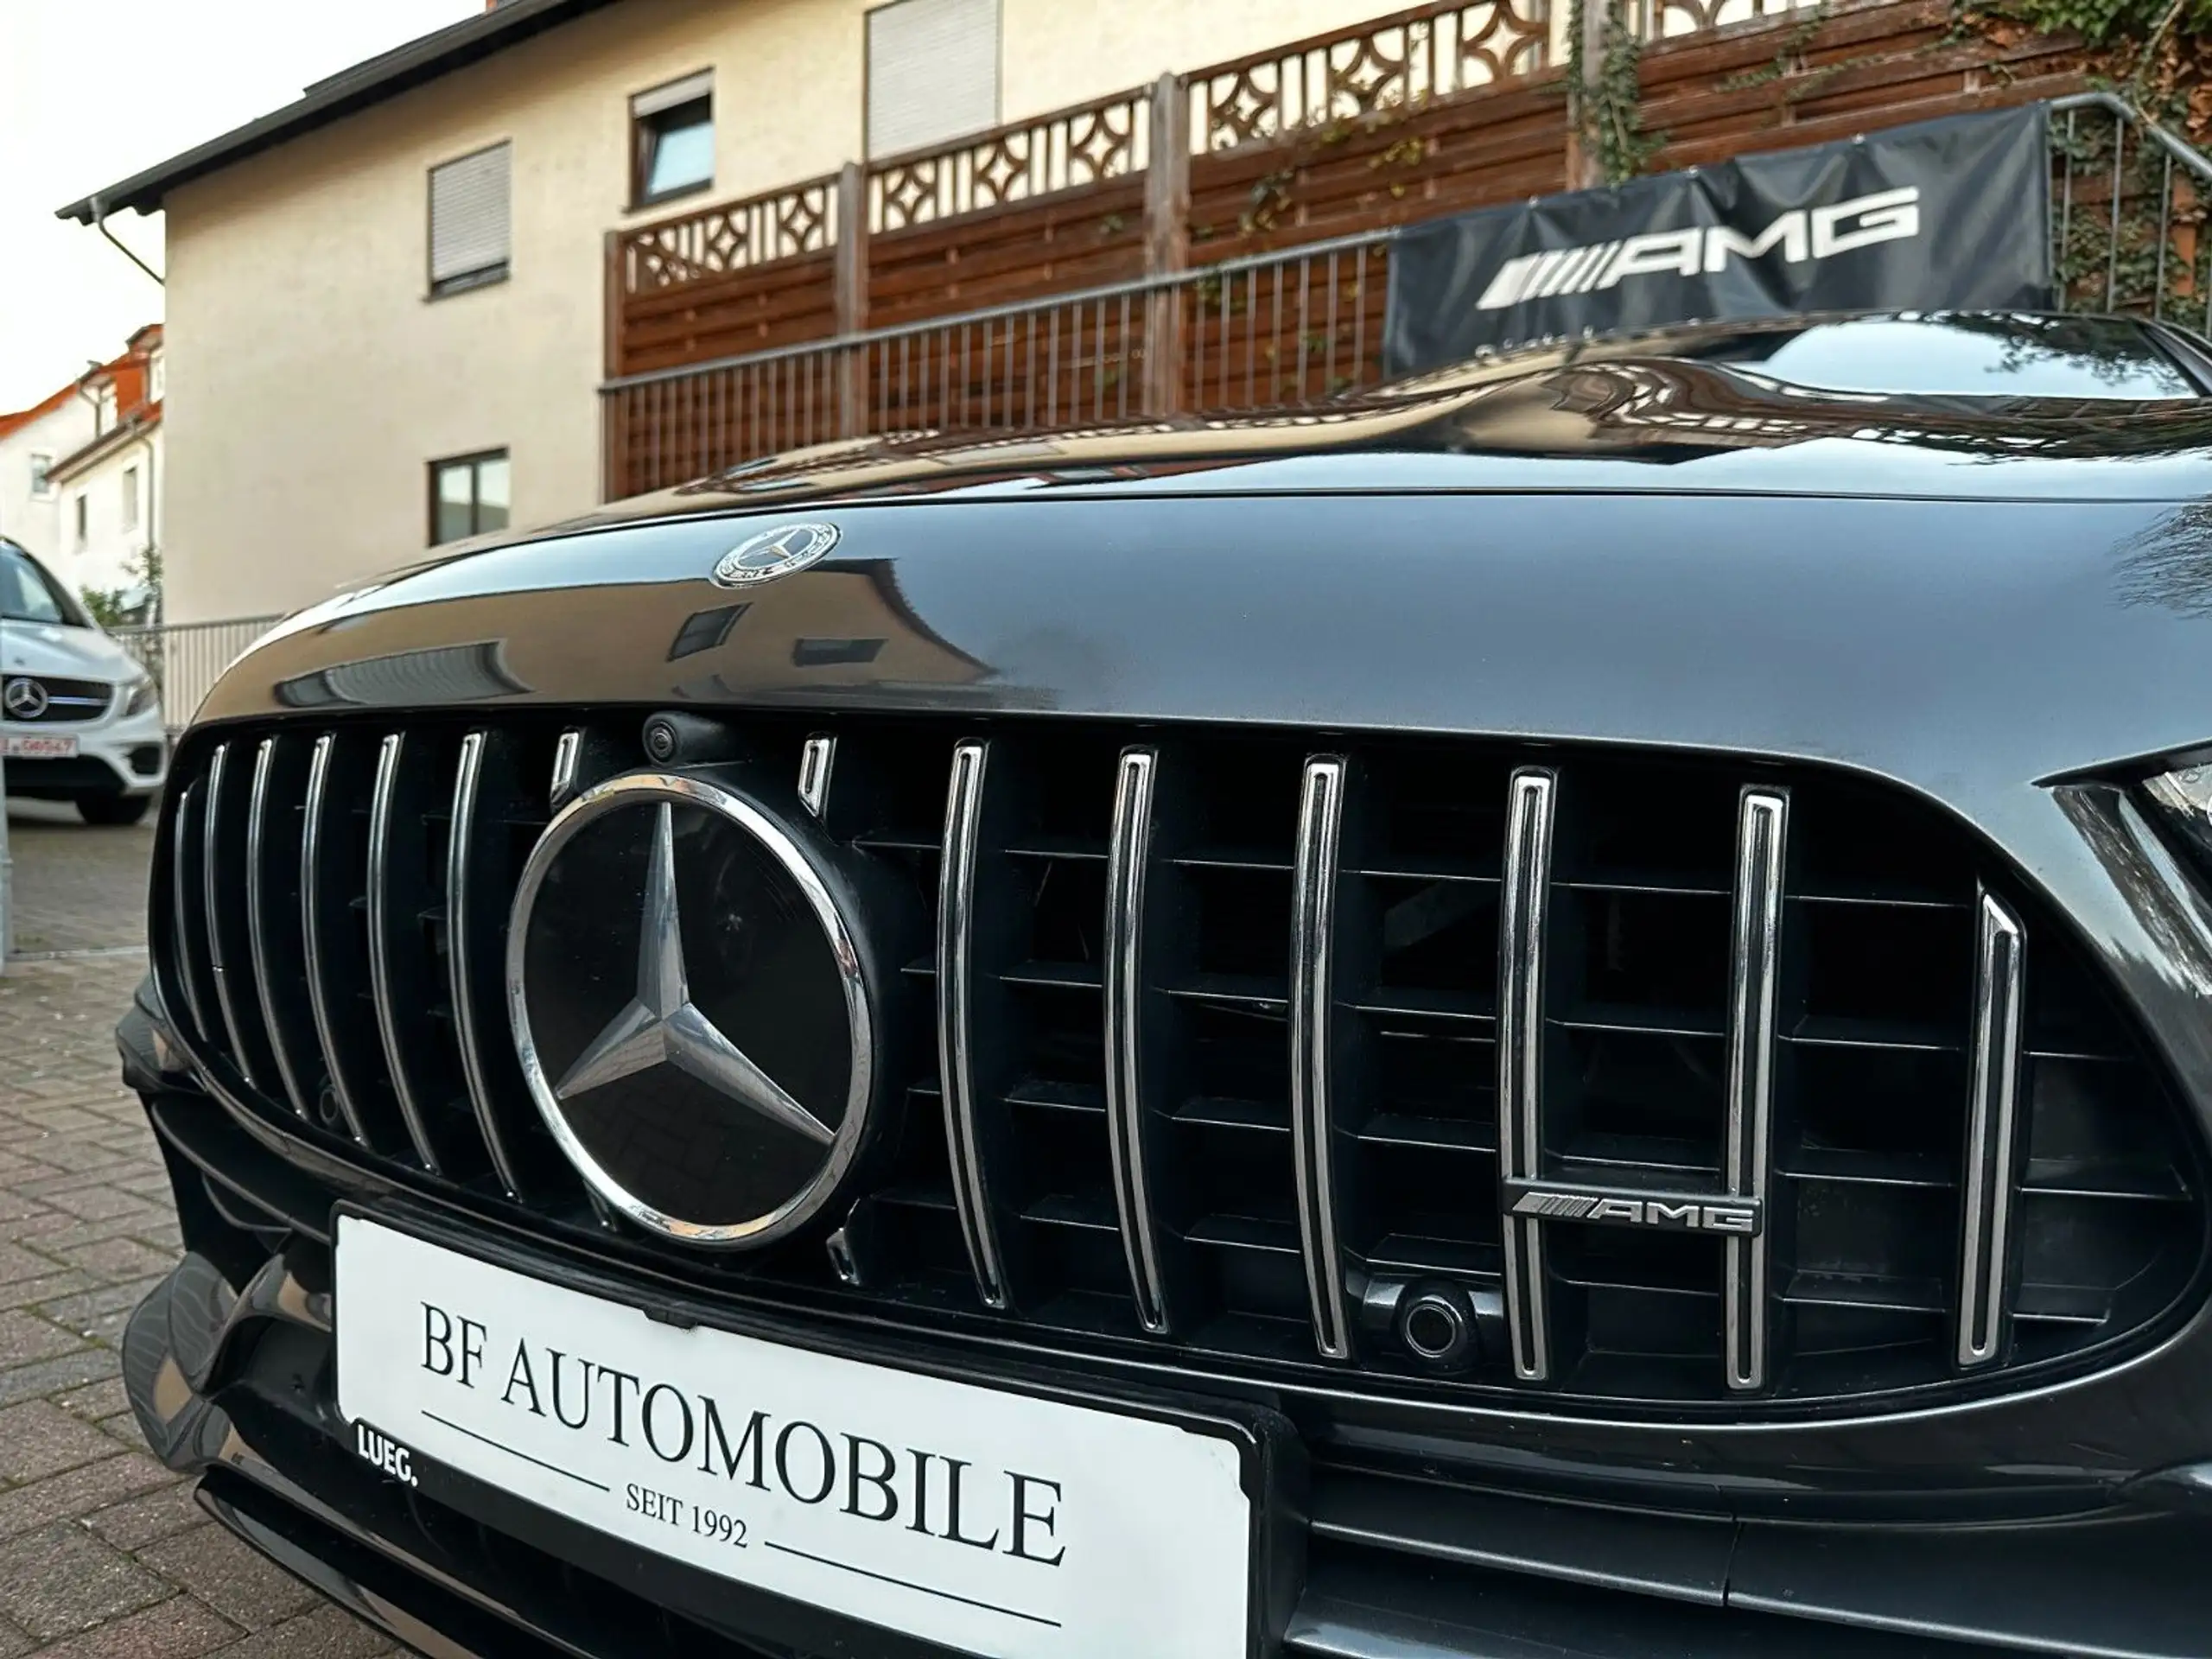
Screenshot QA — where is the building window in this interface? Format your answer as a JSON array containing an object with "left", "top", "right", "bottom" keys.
[
  {"left": 27, "top": 454, "right": 52, "bottom": 499},
  {"left": 149, "top": 353, "right": 165, "bottom": 403},
  {"left": 72, "top": 493, "right": 87, "bottom": 550},
  {"left": 121, "top": 467, "right": 139, "bottom": 531},
  {"left": 428, "top": 142, "right": 512, "bottom": 296},
  {"left": 631, "top": 71, "right": 714, "bottom": 207},
  {"left": 94, "top": 383, "right": 116, "bottom": 435},
  {"left": 867, "top": 0, "right": 1000, "bottom": 157},
  {"left": 429, "top": 450, "right": 510, "bottom": 545}
]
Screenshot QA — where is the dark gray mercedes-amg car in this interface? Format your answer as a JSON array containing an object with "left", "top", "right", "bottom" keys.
[{"left": 118, "top": 312, "right": 2212, "bottom": 1656}]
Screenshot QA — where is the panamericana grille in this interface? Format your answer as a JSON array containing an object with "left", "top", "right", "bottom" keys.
[
  {"left": 3, "top": 675, "right": 112, "bottom": 723},
  {"left": 156, "top": 712, "right": 2207, "bottom": 1408}
]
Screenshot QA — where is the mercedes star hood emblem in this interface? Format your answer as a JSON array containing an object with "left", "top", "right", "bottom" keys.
[{"left": 711, "top": 521, "right": 839, "bottom": 588}]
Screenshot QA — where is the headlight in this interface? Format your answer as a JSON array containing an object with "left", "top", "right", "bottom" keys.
[{"left": 121, "top": 675, "right": 159, "bottom": 720}]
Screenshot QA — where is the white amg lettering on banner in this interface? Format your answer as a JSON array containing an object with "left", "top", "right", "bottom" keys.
[{"left": 1474, "top": 185, "right": 1923, "bottom": 309}]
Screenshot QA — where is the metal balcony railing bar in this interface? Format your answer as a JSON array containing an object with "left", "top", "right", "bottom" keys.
[
  {"left": 2049, "top": 92, "right": 2212, "bottom": 334},
  {"left": 112, "top": 615, "right": 284, "bottom": 734},
  {"left": 601, "top": 232, "right": 1398, "bottom": 497},
  {"left": 601, "top": 227, "right": 1399, "bottom": 393}
]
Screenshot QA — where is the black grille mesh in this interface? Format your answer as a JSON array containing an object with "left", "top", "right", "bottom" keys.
[{"left": 156, "top": 712, "right": 2207, "bottom": 1409}]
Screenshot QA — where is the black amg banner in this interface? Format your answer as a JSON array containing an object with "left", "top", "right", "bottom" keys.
[{"left": 1382, "top": 105, "right": 2053, "bottom": 374}]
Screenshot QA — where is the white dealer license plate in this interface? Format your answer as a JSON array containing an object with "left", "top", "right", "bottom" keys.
[
  {"left": 0, "top": 734, "right": 75, "bottom": 759},
  {"left": 335, "top": 1217, "right": 1255, "bottom": 1659}
]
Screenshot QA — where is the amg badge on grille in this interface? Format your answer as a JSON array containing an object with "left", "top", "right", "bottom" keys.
[
  {"left": 710, "top": 521, "right": 840, "bottom": 588},
  {"left": 1504, "top": 1181, "right": 1761, "bottom": 1235},
  {"left": 505, "top": 772, "right": 876, "bottom": 1246}
]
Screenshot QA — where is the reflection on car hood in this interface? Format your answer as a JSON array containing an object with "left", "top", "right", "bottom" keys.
[
  {"left": 0, "top": 619, "right": 134, "bottom": 682},
  {"left": 378, "top": 349, "right": 2212, "bottom": 584}
]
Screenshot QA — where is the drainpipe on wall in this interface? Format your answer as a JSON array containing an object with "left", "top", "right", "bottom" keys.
[
  {"left": 89, "top": 199, "right": 163, "bottom": 289},
  {"left": 133, "top": 429, "right": 158, "bottom": 620}
]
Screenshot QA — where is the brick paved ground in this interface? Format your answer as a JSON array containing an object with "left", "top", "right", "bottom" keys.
[{"left": 0, "top": 803, "right": 398, "bottom": 1657}]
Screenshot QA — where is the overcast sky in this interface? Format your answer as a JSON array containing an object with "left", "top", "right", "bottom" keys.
[{"left": 0, "top": 0, "right": 480, "bottom": 410}]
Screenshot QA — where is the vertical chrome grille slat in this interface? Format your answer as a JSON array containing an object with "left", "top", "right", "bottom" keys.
[
  {"left": 300, "top": 734, "right": 368, "bottom": 1143},
  {"left": 1497, "top": 766, "right": 1558, "bottom": 1383},
  {"left": 367, "top": 731, "right": 443, "bottom": 1173},
  {"left": 168, "top": 779, "right": 210, "bottom": 1042},
  {"left": 798, "top": 734, "right": 836, "bottom": 819},
  {"left": 245, "top": 737, "right": 313, "bottom": 1117},
  {"left": 1958, "top": 888, "right": 2026, "bottom": 1369},
  {"left": 938, "top": 738, "right": 1010, "bottom": 1309},
  {"left": 1723, "top": 788, "right": 1789, "bottom": 1392},
  {"left": 1290, "top": 754, "right": 1351, "bottom": 1361},
  {"left": 1104, "top": 746, "right": 1171, "bottom": 1335},
  {"left": 449, "top": 732, "right": 523, "bottom": 1198},
  {"left": 547, "top": 735, "right": 619, "bottom": 1232},
  {"left": 200, "top": 742, "right": 261, "bottom": 1088},
  {"left": 550, "top": 729, "right": 582, "bottom": 811}
]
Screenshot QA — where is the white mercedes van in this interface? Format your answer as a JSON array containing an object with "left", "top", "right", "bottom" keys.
[{"left": 0, "top": 538, "right": 166, "bottom": 824}]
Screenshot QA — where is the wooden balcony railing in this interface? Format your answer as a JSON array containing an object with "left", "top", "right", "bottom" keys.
[
  {"left": 869, "top": 84, "right": 1154, "bottom": 232},
  {"left": 1190, "top": 0, "right": 1552, "bottom": 152},
  {"left": 1639, "top": 0, "right": 1811, "bottom": 38},
  {"left": 603, "top": 0, "right": 2098, "bottom": 495},
  {"left": 620, "top": 173, "right": 838, "bottom": 291},
  {"left": 608, "top": 0, "right": 1578, "bottom": 381}
]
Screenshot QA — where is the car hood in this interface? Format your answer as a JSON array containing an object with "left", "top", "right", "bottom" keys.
[
  {"left": 0, "top": 619, "right": 136, "bottom": 682},
  {"left": 412, "top": 348, "right": 2212, "bottom": 570}
]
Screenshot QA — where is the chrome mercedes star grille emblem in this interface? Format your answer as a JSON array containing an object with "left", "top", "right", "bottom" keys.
[
  {"left": 2, "top": 677, "right": 47, "bottom": 720},
  {"left": 555, "top": 802, "right": 834, "bottom": 1147},
  {"left": 507, "top": 770, "right": 874, "bottom": 1248}
]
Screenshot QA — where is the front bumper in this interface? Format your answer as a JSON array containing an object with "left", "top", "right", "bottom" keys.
[
  {"left": 118, "top": 992, "right": 2212, "bottom": 1659},
  {"left": 3, "top": 704, "right": 168, "bottom": 798}
]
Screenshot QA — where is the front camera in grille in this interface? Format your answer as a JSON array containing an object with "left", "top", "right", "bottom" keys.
[{"left": 156, "top": 715, "right": 2208, "bottom": 1411}]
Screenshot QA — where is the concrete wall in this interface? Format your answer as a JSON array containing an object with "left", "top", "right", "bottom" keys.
[{"left": 159, "top": 0, "right": 1414, "bottom": 623}]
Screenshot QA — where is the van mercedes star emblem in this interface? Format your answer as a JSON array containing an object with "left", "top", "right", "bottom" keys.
[
  {"left": 2, "top": 677, "right": 48, "bottom": 720},
  {"left": 710, "top": 521, "right": 839, "bottom": 588},
  {"left": 506, "top": 772, "right": 874, "bottom": 1245}
]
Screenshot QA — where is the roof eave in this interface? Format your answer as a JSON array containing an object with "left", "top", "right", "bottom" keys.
[
  {"left": 47, "top": 410, "right": 162, "bottom": 486},
  {"left": 54, "top": 0, "right": 618, "bottom": 222}
]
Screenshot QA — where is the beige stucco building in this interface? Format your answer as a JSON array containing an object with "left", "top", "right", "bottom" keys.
[{"left": 64, "top": 0, "right": 1446, "bottom": 626}]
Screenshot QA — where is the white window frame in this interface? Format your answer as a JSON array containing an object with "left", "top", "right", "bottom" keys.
[
  {"left": 429, "top": 448, "right": 512, "bottom": 546},
  {"left": 27, "top": 454, "right": 53, "bottom": 500},
  {"left": 630, "top": 70, "right": 715, "bottom": 210},
  {"left": 121, "top": 466, "right": 139, "bottom": 532}
]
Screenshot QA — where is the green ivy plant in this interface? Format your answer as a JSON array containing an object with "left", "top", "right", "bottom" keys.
[
  {"left": 77, "top": 542, "right": 162, "bottom": 630},
  {"left": 2046, "top": 110, "right": 2209, "bottom": 323},
  {"left": 1980, "top": 0, "right": 2207, "bottom": 48},
  {"left": 1568, "top": 0, "right": 1668, "bottom": 185}
]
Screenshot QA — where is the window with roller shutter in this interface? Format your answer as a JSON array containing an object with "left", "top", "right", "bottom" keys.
[
  {"left": 866, "top": 0, "right": 1000, "bottom": 158},
  {"left": 427, "top": 142, "right": 512, "bottom": 297}
]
